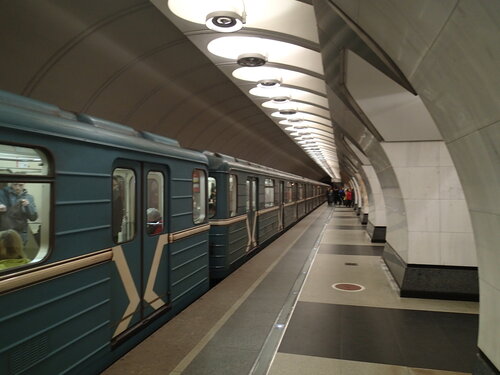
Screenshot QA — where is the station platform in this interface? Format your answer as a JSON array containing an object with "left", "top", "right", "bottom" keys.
[{"left": 102, "top": 205, "right": 479, "bottom": 375}]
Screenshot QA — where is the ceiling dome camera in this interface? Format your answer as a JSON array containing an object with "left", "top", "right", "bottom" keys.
[{"left": 206, "top": 11, "right": 244, "bottom": 32}]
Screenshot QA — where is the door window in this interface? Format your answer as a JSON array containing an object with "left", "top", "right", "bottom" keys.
[
  {"left": 208, "top": 177, "right": 216, "bottom": 218},
  {"left": 264, "top": 179, "right": 274, "bottom": 207},
  {"left": 229, "top": 174, "right": 237, "bottom": 217},
  {"left": 146, "top": 171, "right": 164, "bottom": 236},
  {"left": 113, "top": 168, "right": 136, "bottom": 243},
  {"left": 192, "top": 169, "right": 206, "bottom": 224}
]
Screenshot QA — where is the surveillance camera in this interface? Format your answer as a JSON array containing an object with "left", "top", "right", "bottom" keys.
[{"left": 206, "top": 11, "right": 244, "bottom": 32}]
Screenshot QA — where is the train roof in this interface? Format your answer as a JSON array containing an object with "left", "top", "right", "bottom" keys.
[
  {"left": 0, "top": 90, "right": 207, "bottom": 165},
  {"left": 203, "top": 151, "right": 328, "bottom": 186}
]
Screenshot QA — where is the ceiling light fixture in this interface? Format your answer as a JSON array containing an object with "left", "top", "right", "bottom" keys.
[
  {"left": 257, "top": 78, "right": 281, "bottom": 88},
  {"left": 271, "top": 96, "right": 290, "bottom": 103},
  {"left": 237, "top": 53, "right": 267, "bottom": 67},
  {"left": 279, "top": 109, "right": 297, "bottom": 116}
]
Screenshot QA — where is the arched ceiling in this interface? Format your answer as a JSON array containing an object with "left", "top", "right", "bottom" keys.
[{"left": 0, "top": 0, "right": 338, "bottom": 182}]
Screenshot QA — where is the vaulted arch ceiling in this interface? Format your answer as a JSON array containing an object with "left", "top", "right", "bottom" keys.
[{"left": 0, "top": 0, "right": 337, "bottom": 182}]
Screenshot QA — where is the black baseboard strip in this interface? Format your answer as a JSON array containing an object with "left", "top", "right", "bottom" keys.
[
  {"left": 366, "top": 221, "right": 386, "bottom": 243},
  {"left": 360, "top": 213, "right": 368, "bottom": 225},
  {"left": 383, "top": 243, "right": 479, "bottom": 302},
  {"left": 473, "top": 350, "right": 500, "bottom": 375}
]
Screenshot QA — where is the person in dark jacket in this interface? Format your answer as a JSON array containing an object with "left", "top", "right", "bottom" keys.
[
  {"left": 326, "top": 188, "right": 334, "bottom": 206},
  {"left": 0, "top": 183, "right": 38, "bottom": 244}
]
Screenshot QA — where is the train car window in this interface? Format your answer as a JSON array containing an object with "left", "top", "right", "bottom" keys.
[
  {"left": 229, "top": 174, "right": 237, "bottom": 217},
  {"left": 0, "top": 144, "right": 50, "bottom": 176},
  {"left": 208, "top": 177, "right": 216, "bottom": 218},
  {"left": 146, "top": 171, "right": 164, "bottom": 236},
  {"left": 192, "top": 169, "right": 206, "bottom": 224},
  {"left": 298, "top": 184, "right": 304, "bottom": 200},
  {"left": 264, "top": 178, "right": 274, "bottom": 208},
  {"left": 113, "top": 169, "right": 136, "bottom": 243},
  {"left": 0, "top": 145, "right": 51, "bottom": 271},
  {"left": 245, "top": 180, "right": 250, "bottom": 213},
  {"left": 284, "top": 181, "right": 293, "bottom": 203}
]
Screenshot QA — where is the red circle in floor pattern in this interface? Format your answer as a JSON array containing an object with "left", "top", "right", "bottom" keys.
[{"left": 332, "top": 283, "right": 365, "bottom": 292}]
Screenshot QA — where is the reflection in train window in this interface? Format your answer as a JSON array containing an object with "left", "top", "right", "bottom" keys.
[
  {"left": 208, "top": 177, "right": 216, "bottom": 218},
  {"left": 0, "top": 145, "right": 51, "bottom": 271},
  {"left": 264, "top": 179, "right": 274, "bottom": 208},
  {"left": 147, "top": 171, "right": 164, "bottom": 236},
  {"left": 229, "top": 174, "right": 237, "bottom": 217},
  {"left": 113, "top": 168, "right": 136, "bottom": 243},
  {"left": 193, "top": 169, "right": 206, "bottom": 224}
]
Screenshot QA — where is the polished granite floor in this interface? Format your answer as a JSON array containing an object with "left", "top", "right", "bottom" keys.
[{"left": 102, "top": 205, "right": 479, "bottom": 375}]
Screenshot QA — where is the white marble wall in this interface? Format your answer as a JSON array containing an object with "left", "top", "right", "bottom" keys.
[
  {"left": 382, "top": 141, "right": 477, "bottom": 266},
  {"left": 354, "top": 172, "right": 369, "bottom": 212},
  {"left": 362, "top": 165, "right": 386, "bottom": 226},
  {"left": 328, "top": 0, "right": 499, "bottom": 369}
]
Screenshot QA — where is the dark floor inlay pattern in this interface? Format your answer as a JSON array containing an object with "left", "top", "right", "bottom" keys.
[
  {"left": 319, "top": 244, "right": 384, "bottom": 256},
  {"left": 279, "top": 302, "right": 478, "bottom": 373},
  {"left": 331, "top": 225, "right": 366, "bottom": 230}
]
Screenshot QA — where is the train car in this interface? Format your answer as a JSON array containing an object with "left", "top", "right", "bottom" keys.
[
  {"left": 204, "top": 152, "right": 328, "bottom": 280},
  {"left": 0, "top": 91, "right": 211, "bottom": 374},
  {"left": 0, "top": 90, "right": 328, "bottom": 374}
]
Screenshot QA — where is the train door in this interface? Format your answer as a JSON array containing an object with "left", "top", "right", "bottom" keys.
[
  {"left": 142, "top": 164, "right": 169, "bottom": 317},
  {"left": 246, "top": 177, "right": 258, "bottom": 251},
  {"left": 111, "top": 161, "right": 170, "bottom": 342},
  {"left": 279, "top": 181, "right": 284, "bottom": 231}
]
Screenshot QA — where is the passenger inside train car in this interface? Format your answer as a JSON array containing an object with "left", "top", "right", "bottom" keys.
[
  {"left": 208, "top": 177, "right": 216, "bottom": 218},
  {"left": 146, "top": 208, "right": 163, "bottom": 235},
  {"left": 0, "top": 229, "right": 28, "bottom": 270},
  {"left": 146, "top": 171, "right": 165, "bottom": 235}
]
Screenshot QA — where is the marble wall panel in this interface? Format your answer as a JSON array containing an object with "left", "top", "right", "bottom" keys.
[
  {"left": 472, "top": 211, "right": 500, "bottom": 289},
  {"left": 408, "top": 231, "right": 440, "bottom": 264},
  {"left": 394, "top": 166, "right": 440, "bottom": 200},
  {"left": 440, "top": 232, "right": 477, "bottom": 266},
  {"left": 362, "top": 165, "right": 386, "bottom": 226},
  {"left": 382, "top": 141, "right": 441, "bottom": 168},
  {"left": 447, "top": 123, "right": 500, "bottom": 215},
  {"left": 439, "top": 142, "right": 454, "bottom": 167},
  {"left": 440, "top": 200, "right": 474, "bottom": 233},
  {"left": 439, "top": 166, "right": 466, "bottom": 200},
  {"left": 356, "top": 0, "right": 457, "bottom": 78},
  {"left": 405, "top": 199, "right": 440, "bottom": 232},
  {"left": 412, "top": 2, "right": 500, "bottom": 140}
]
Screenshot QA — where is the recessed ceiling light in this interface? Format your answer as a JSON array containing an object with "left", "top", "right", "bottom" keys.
[
  {"left": 279, "top": 109, "right": 297, "bottom": 116},
  {"left": 257, "top": 79, "right": 281, "bottom": 88},
  {"left": 272, "top": 96, "right": 290, "bottom": 103},
  {"left": 237, "top": 53, "right": 267, "bottom": 67}
]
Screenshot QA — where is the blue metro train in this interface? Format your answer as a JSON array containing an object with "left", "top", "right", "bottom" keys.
[{"left": 0, "top": 90, "right": 327, "bottom": 374}]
